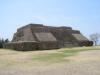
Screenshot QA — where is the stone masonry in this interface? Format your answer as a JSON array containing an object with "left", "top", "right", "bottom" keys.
[{"left": 4, "top": 24, "right": 93, "bottom": 51}]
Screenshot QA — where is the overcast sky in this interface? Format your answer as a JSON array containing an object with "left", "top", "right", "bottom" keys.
[{"left": 0, "top": 0, "right": 100, "bottom": 40}]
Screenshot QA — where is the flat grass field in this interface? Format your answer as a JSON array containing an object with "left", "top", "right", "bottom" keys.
[
  {"left": 0, "top": 46, "right": 100, "bottom": 64},
  {"left": 0, "top": 46, "right": 100, "bottom": 75},
  {"left": 32, "top": 46, "right": 100, "bottom": 63}
]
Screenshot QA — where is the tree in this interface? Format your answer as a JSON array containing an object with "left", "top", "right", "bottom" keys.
[
  {"left": 0, "top": 38, "right": 9, "bottom": 48},
  {"left": 90, "top": 33, "right": 100, "bottom": 46},
  {"left": 5, "top": 39, "right": 9, "bottom": 43},
  {"left": 0, "top": 39, "right": 2, "bottom": 48},
  {"left": 0, "top": 38, "right": 4, "bottom": 48}
]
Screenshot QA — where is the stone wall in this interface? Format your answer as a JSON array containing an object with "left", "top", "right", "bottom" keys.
[
  {"left": 4, "top": 41, "right": 59, "bottom": 51},
  {"left": 4, "top": 42, "right": 38, "bottom": 51},
  {"left": 38, "top": 41, "right": 59, "bottom": 50}
]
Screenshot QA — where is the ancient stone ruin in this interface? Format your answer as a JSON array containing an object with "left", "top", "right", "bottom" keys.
[{"left": 5, "top": 24, "right": 93, "bottom": 51}]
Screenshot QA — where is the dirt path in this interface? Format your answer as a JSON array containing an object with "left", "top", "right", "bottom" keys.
[{"left": 0, "top": 49, "right": 100, "bottom": 75}]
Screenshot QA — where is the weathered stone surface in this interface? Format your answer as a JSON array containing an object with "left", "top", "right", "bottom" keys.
[{"left": 4, "top": 24, "right": 93, "bottom": 51}]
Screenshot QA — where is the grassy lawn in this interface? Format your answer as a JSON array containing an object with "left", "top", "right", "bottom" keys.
[
  {"left": 32, "top": 46, "right": 100, "bottom": 63},
  {"left": 0, "top": 46, "right": 100, "bottom": 67},
  {"left": 0, "top": 46, "right": 100, "bottom": 75}
]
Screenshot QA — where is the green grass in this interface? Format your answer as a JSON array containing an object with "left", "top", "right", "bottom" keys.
[
  {"left": 32, "top": 50, "right": 79, "bottom": 63},
  {"left": 32, "top": 46, "right": 100, "bottom": 63},
  {"left": 32, "top": 52, "right": 76, "bottom": 63}
]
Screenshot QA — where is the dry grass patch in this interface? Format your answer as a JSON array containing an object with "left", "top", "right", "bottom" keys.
[{"left": 0, "top": 46, "right": 100, "bottom": 68}]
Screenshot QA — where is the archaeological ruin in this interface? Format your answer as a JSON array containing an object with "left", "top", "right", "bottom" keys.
[{"left": 4, "top": 24, "right": 93, "bottom": 51}]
